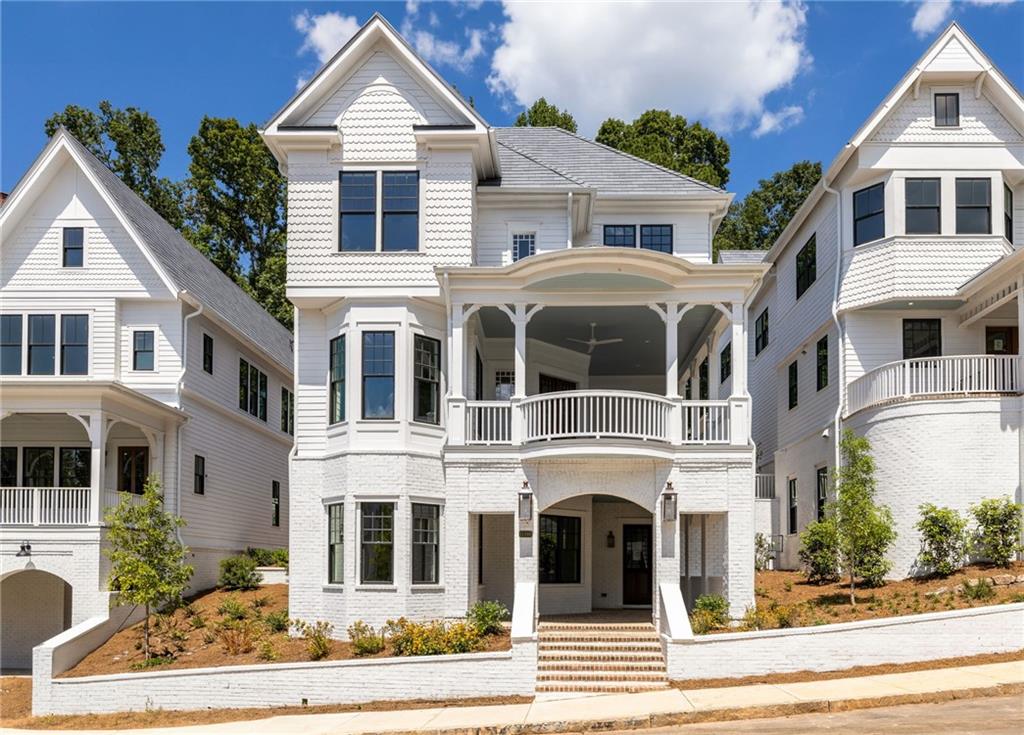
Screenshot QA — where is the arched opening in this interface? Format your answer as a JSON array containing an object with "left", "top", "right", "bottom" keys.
[{"left": 0, "top": 569, "right": 72, "bottom": 671}]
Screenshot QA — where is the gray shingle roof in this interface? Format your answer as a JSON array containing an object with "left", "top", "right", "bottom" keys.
[
  {"left": 485, "top": 127, "right": 726, "bottom": 196},
  {"left": 64, "top": 132, "right": 293, "bottom": 371},
  {"left": 717, "top": 250, "right": 767, "bottom": 264}
]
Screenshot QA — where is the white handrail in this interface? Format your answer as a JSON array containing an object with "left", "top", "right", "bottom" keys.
[
  {"left": 0, "top": 487, "right": 92, "bottom": 526},
  {"left": 465, "top": 401, "right": 512, "bottom": 444},
  {"left": 680, "top": 400, "right": 731, "bottom": 444},
  {"left": 848, "top": 354, "right": 1020, "bottom": 414},
  {"left": 520, "top": 390, "right": 674, "bottom": 442}
]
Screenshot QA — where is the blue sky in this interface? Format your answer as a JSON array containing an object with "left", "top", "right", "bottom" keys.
[{"left": 3, "top": 1, "right": 1022, "bottom": 198}]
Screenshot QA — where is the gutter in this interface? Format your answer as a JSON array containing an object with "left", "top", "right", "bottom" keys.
[
  {"left": 175, "top": 293, "right": 203, "bottom": 544},
  {"left": 824, "top": 180, "right": 844, "bottom": 474}
]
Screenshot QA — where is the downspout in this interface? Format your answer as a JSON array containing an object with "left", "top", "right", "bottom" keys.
[
  {"left": 176, "top": 294, "right": 203, "bottom": 544},
  {"left": 824, "top": 180, "right": 844, "bottom": 473}
]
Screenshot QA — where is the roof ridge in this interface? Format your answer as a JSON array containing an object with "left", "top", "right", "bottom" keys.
[{"left": 495, "top": 138, "right": 588, "bottom": 187}]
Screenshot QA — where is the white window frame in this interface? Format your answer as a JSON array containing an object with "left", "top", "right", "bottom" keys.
[
  {"left": 59, "top": 225, "right": 88, "bottom": 269},
  {"left": 129, "top": 326, "right": 159, "bottom": 373},
  {"left": 409, "top": 496, "right": 445, "bottom": 587},
  {"left": 507, "top": 221, "right": 540, "bottom": 264},
  {"left": 931, "top": 87, "right": 961, "bottom": 130},
  {"left": 356, "top": 496, "right": 399, "bottom": 588}
]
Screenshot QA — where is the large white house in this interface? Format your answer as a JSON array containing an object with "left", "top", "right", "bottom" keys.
[{"left": 0, "top": 130, "right": 294, "bottom": 669}]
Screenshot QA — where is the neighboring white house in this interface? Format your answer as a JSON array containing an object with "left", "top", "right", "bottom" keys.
[
  {"left": 729, "top": 23, "right": 1023, "bottom": 577},
  {"left": 0, "top": 130, "right": 294, "bottom": 669}
]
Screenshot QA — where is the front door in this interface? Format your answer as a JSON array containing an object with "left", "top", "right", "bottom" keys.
[
  {"left": 622, "top": 524, "right": 652, "bottom": 606},
  {"left": 986, "top": 326, "right": 1018, "bottom": 355}
]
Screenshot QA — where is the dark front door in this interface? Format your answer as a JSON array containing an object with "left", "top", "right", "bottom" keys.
[
  {"left": 622, "top": 524, "right": 652, "bottom": 606},
  {"left": 986, "top": 326, "right": 1018, "bottom": 355}
]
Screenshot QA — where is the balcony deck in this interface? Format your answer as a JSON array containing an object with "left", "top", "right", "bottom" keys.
[{"left": 0, "top": 487, "right": 152, "bottom": 527}]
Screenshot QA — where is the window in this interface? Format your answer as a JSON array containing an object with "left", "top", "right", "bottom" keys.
[
  {"left": 853, "top": 182, "right": 885, "bottom": 246},
  {"left": 360, "top": 502, "right": 394, "bottom": 583},
  {"left": 720, "top": 343, "right": 731, "bottom": 383},
  {"left": 698, "top": 358, "right": 709, "bottom": 400},
  {"left": 362, "top": 331, "right": 395, "bottom": 419},
  {"left": 281, "top": 387, "right": 295, "bottom": 435},
  {"left": 28, "top": 314, "right": 55, "bottom": 375},
  {"left": 413, "top": 335, "right": 441, "bottom": 425},
  {"left": 934, "top": 92, "right": 959, "bottom": 127},
  {"left": 202, "top": 333, "right": 214, "bottom": 374},
  {"left": 640, "top": 225, "right": 672, "bottom": 253},
  {"left": 905, "top": 178, "right": 941, "bottom": 234},
  {"left": 23, "top": 447, "right": 54, "bottom": 487},
  {"left": 328, "top": 503, "right": 344, "bottom": 584},
  {"left": 816, "top": 336, "right": 829, "bottom": 391},
  {"left": 684, "top": 378, "right": 692, "bottom": 400},
  {"left": 259, "top": 373, "right": 268, "bottom": 422},
  {"left": 1, "top": 314, "right": 22, "bottom": 375},
  {"left": 339, "top": 172, "right": 376, "bottom": 251},
  {"left": 788, "top": 478, "right": 798, "bottom": 534},
  {"left": 603, "top": 225, "right": 636, "bottom": 247},
  {"left": 0, "top": 446, "right": 16, "bottom": 487},
  {"left": 956, "top": 178, "right": 991, "bottom": 234},
  {"left": 477, "top": 518, "right": 484, "bottom": 585},
  {"left": 193, "top": 455, "right": 205, "bottom": 495},
  {"left": 272, "top": 481, "right": 280, "bottom": 527},
  {"left": 539, "top": 514, "right": 581, "bottom": 584},
  {"left": 1005, "top": 184, "right": 1014, "bottom": 244},
  {"left": 494, "top": 370, "right": 514, "bottom": 401},
  {"left": 788, "top": 360, "right": 798, "bottom": 409},
  {"left": 132, "top": 330, "right": 154, "bottom": 371},
  {"left": 411, "top": 503, "right": 440, "bottom": 584},
  {"left": 329, "top": 336, "right": 345, "bottom": 424},
  {"left": 754, "top": 309, "right": 769, "bottom": 355},
  {"left": 62, "top": 227, "right": 83, "bottom": 267},
  {"left": 512, "top": 232, "right": 536, "bottom": 262},
  {"left": 60, "top": 315, "right": 88, "bottom": 375},
  {"left": 816, "top": 467, "right": 829, "bottom": 522},
  {"left": 117, "top": 446, "right": 148, "bottom": 494},
  {"left": 795, "top": 235, "right": 817, "bottom": 298},
  {"left": 903, "top": 319, "right": 941, "bottom": 359},
  {"left": 382, "top": 172, "right": 419, "bottom": 251},
  {"left": 238, "top": 359, "right": 268, "bottom": 421},
  {"left": 59, "top": 448, "right": 90, "bottom": 487}
]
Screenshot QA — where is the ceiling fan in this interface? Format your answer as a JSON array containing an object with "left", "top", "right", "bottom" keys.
[{"left": 566, "top": 322, "right": 624, "bottom": 354}]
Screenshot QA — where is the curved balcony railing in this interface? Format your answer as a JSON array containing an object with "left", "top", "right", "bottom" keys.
[
  {"left": 847, "top": 354, "right": 1021, "bottom": 415},
  {"left": 522, "top": 390, "right": 675, "bottom": 443}
]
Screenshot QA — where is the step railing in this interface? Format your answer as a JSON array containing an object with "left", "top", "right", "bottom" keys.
[
  {"left": 848, "top": 354, "right": 1021, "bottom": 414},
  {"left": 521, "top": 390, "right": 674, "bottom": 442},
  {"left": 0, "top": 487, "right": 92, "bottom": 526},
  {"left": 681, "top": 401, "right": 731, "bottom": 444}
]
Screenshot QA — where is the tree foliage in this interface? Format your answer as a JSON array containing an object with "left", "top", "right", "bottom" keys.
[
  {"left": 971, "top": 497, "right": 1023, "bottom": 567},
  {"left": 596, "top": 109, "right": 730, "bottom": 188},
  {"left": 514, "top": 97, "right": 578, "bottom": 133},
  {"left": 104, "top": 477, "right": 193, "bottom": 660},
  {"left": 915, "top": 503, "right": 969, "bottom": 577},
  {"left": 714, "top": 160, "right": 821, "bottom": 256}
]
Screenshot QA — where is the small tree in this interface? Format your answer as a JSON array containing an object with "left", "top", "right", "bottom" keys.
[
  {"left": 916, "top": 503, "right": 969, "bottom": 576},
  {"left": 798, "top": 518, "right": 840, "bottom": 584},
  {"left": 832, "top": 431, "right": 897, "bottom": 605},
  {"left": 105, "top": 476, "right": 193, "bottom": 660},
  {"left": 971, "top": 497, "right": 1023, "bottom": 567}
]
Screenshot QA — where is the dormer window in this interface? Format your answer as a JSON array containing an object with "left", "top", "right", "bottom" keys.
[
  {"left": 934, "top": 93, "right": 959, "bottom": 128},
  {"left": 62, "top": 227, "right": 83, "bottom": 267}
]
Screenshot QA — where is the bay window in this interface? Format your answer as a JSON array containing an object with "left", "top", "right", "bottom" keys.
[
  {"left": 362, "top": 331, "right": 395, "bottom": 420},
  {"left": 360, "top": 502, "right": 394, "bottom": 584},
  {"left": 413, "top": 335, "right": 440, "bottom": 425},
  {"left": 411, "top": 502, "right": 440, "bottom": 584}
]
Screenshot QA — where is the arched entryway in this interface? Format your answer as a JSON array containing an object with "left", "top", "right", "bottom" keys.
[{"left": 0, "top": 569, "right": 72, "bottom": 671}]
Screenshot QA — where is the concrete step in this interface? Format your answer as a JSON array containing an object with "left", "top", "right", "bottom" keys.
[
  {"left": 539, "top": 640, "right": 662, "bottom": 652},
  {"left": 538, "top": 654, "right": 665, "bottom": 665},
  {"left": 538, "top": 632, "right": 660, "bottom": 643},
  {"left": 538, "top": 622, "right": 654, "bottom": 632}
]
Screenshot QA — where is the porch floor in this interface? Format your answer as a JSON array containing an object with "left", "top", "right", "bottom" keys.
[{"left": 540, "top": 609, "right": 653, "bottom": 625}]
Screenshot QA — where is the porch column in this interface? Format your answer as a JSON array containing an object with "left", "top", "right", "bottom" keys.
[
  {"left": 513, "top": 303, "right": 527, "bottom": 399},
  {"left": 730, "top": 302, "right": 747, "bottom": 397},
  {"left": 86, "top": 411, "right": 106, "bottom": 525},
  {"left": 664, "top": 302, "right": 680, "bottom": 397},
  {"left": 448, "top": 303, "right": 467, "bottom": 445}
]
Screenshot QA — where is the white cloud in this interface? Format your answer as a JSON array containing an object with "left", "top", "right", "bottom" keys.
[
  {"left": 910, "top": 0, "right": 1015, "bottom": 38},
  {"left": 487, "top": 2, "right": 810, "bottom": 136},
  {"left": 400, "top": 20, "right": 486, "bottom": 73},
  {"left": 753, "top": 105, "right": 805, "bottom": 137},
  {"left": 293, "top": 10, "right": 361, "bottom": 64}
]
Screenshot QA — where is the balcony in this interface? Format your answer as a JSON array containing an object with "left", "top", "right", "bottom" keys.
[
  {"left": 0, "top": 487, "right": 154, "bottom": 527},
  {"left": 847, "top": 354, "right": 1021, "bottom": 415}
]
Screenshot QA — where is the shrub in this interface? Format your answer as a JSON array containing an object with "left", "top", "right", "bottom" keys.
[
  {"left": 693, "top": 594, "right": 730, "bottom": 628},
  {"left": 799, "top": 518, "right": 840, "bottom": 584},
  {"left": 296, "top": 619, "right": 334, "bottom": 660},
  {"left": 689, "top": 609, "right": 721, "bottom": 635},
  {"left": 246, "top": 547, "right": 289, "bottom": 568},
  {"left": 347, "top": 621, "right": 387, "bottom": 656},
  {"left": 218, "top": 555, "right": 262, "bottom": 590},
  {"left": 754, "top": 532, "right": 774, "bottom": 572},
  {"left": 740, "top": 605, "right": 772, "bottom": 631},
  {"left": 916, "top": 504, "right": 969, "bottom": 576},
  {"left": 217, "top": 595, "right": 248, "bottom": 621},
  {"left": 971, "top": 497, "right": 1023, "bottom": 567},
  {"left": 264, "top": 609, "right": 289, "bottom": 633},
  {"left": 772, "top": 604, "right": 801, "bottom": 628},
  {"left": 467, "top": 600, "right": 510, "bottom": 636},
  {"left": 961, "top": 577, "right": 995, "bottom": 601},
  {"left": 218, "top": 619, "right": 258, "bottom": 655},
  {"left": 257, "top": 640, "right": 279, "bottom": 661},
  {"left": 386, "top": 617, "right": 482, "bottom": 656}
]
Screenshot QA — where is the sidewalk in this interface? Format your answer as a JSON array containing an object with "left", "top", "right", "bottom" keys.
[{"left": 5, "top": 661, "right": 1022, "bottom": 735}]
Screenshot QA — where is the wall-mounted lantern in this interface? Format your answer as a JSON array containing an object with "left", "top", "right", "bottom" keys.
[
  {"left": 16, "top": 540, "right": 31, "bottom": 557},
  {"left": 662, "top": 482, "right": 678, "bottom": 522},
  {"left": 606, "top": 531, "right": 615, "bottom": 548},
  {"left": 518, "top": 481, "right": 533, "bottom": 522}
]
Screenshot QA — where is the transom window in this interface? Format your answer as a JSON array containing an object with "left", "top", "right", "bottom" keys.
[
  {"left": 903, "top": 319, "right": 941, "bottom": 359},
  {"left": 362, "top": 331, "right": 395, "bottom": 420},
  {"left": 539, "top": 514, "right": 581, "bottom": 584},
  {"left": 328, "top": 502, "right": 344, "bottom": 584},
  {"left": 329, "top": 335, "right": 345, "bottom": 424},
  {"left": 360, "top": 502, "right": 394, "bottom": 584},
  {"left": 280, "top": 387, "right": 295, "bottom": 435},
  {"left": 853, "top": 182, "right": 885, "bottom": 246},
  {"left": 133, "top": 330, "right": 154, "bottom": 371},
  {"left": 512, "top": 232, "right": 536, "bottom": 262},
  {"left": 238, "top": 358, "right": 268, "bottom": 421},
  {"left": 795, "top": 234, "right": 816, "bottom": 298},
  {"left": 338, "top": 171, "right": 419, "bottom": 252},
  {"left": 62, "top": 227, "right": 84, "bottom": 268},
  {"left": 720, "top": 342, "right": 731, "bottom": 383},
  {"left": 28, "top": 314, "right": 56, "bottom": 375},
  {"left": 956, "top": 178, "right": 991, "bottom": 235},
  {"left": 603, "top": 225, "right": 636, "bottom": 247},
  {"left": 905, "top": 178, "right": 941, "bottom": 234},
  {"left": 816, "top": 335, "right": 829, "bottom": 391},
  {"left": 413, "top": 335, "right": 441, "bottom": 425},
  {"left": 788, "top": 360, "right": 798, "bottom": 410},
  {"left": 61, "top": 315, "right": 88, "bottom": 375},
  {"left": 934, "top": 92, "right": 959, "bottom": 128},
  {"left": 788, "top": 478, "right": 798, "bottom": 534},
  {"left": 754, "top": 308, "right": 769, "bottom": 355},
  {"left": 640, "top": 225, "right": 672, "bottom": 253},
  {"left": 1, "top": 315, "right": 22, "bottom": 375},
  {"left": 118, "top": 446, "right": 148, "bottom": 495},
  {"left": 494, "top": 370, "right": 514, "bottom": 401},
  {"left": 411, "top": 502, "right": 440, "bottom": 585}
]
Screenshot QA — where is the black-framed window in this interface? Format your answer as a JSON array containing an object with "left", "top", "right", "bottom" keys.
[
  {"left": 720, "top": 342, "right": 731, "bottom": 383},
  {"left": 239, "top": 359, "right": 268, "bottom": 421},
  {"left": 903, "top": 319, "right": 941, "bottom": 359},
  {"left": 414, "top": 335, "right": 441, "bottom": 425},
  {"left": 1005, "top": 184, "right": 1014, "bottom": 244},
  {"left": 411, "top": 502, "right": 440, "bottom": 584},
  {"left": 23, "top": 447, "right": 55, "bottom": 487},
  {"left": 259, "top": 372, "right": 268, "bottom": 422},
  {"left": 362, "top": 331, "right": 395, "bottom": 420},
  {"left": 382, "top": 171, "right": 419, "bottom": 251},
  {"left": 815, "top": 466, "right": 828, "bottom": 522},
  {"left": 339, "top": 171, "right": 376, "bottom": 251},
  {"left": 62, "top": 227, "right": 84, "bottom": 268},
  {"left": 1, "top": 314, "right": 22, "bottom": 375},
  {"left": 698, "top": 358, "right": 709, "bottom": 400},
  {"left": 132, "top": 330, "right": 154, "bottom": 371},
  {"left": 28, "top": 314, "right": 55, "bottom": 375},
  {"left": 795, "top": 234, "right": 816, "bottom": 298},
  {"left": 853, "top": 182, "right": 885, "bottom": 246},
  {"left": 512, "top": 232, "right": 536, "bottom": 262},
  {"left": 603, "top": 225, "right": 636, "bottom": 247},
  {"left": 202, "top": 333, "right": 214, "bottom": 374},
  {"left": 640, "top": 225, "right": 672, "bottom": 253},
  {"left": 934, "top": 92, "right": 959, "bottom": 127},
  {"left": 272, "top": 480, "right": 280, "bottom": 527},
  {"left": 60, "top": 314, "right": 88, "bottom": 375},
  {"left": 816, "top": 335, "right": 828, "bottom": 391},
  {"left": 193, "top": 455, "right": 205, "bottom": 495},
  {"left": 539, "top": 514, "right": 581, "bottom": 584},
  {"left": 754, "top": 309, "right": 769, "bottom": 355},
  {"left": 1, "top": 446, "right": 17, "bottom": 487},
  {"left": 788, "top": 360, "right": 798, "bottom": 409},
  {"left": 788, "top": 478, "right": 798, "bottom": 534},
  {"left": 117, "top": 446, "right": 148, "bottom": 494},
  {"left": 328, "top": 502, "right": 344, "bottom": 584},
  {"left": 956, "top": 178, "right": 991, "bottom": 234},
  {"left": 494, "top": 370, "right": 514, "bottom": 401},
  {"left": 281, "top": 387, "right": 295, "bottom": 435},
  {"left": 360, "top": 502, "right": 394, "bottom": 583},
  {"left": 59, "top": 447, "right": 90, "bottom": 487},
  {"left": 905, "top": 178, "right": 940, "bottom": 234},
  {"left": 477, "top": 516, "right": 484, "bottom": 585},
  {"left": 329, "top": 335, "right": 345, "bottom": 424}
]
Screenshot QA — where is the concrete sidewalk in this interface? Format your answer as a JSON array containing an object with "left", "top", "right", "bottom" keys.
[{"left": 5, "top": 661, "right": 1022, "bottom": 735}]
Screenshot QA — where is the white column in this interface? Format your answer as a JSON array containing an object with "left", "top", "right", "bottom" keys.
[
  {"left": 665, "top": 302, "right": 679, "bottom": 397},
  {"left": 513, "top": 303, "right": 527, "bottom": 399},
  {"left": 87, "top": 412, "right": 106, "bottom": 525},
  {"left": 448, "top": 304, "right": 467, "bottom": 445},
  {"left": 730, "top": 302, "right": 747, "bottom": 397}
]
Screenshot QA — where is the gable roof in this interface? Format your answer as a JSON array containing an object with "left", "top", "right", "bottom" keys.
[{"left": 1, "top": 130, "right": 293, "bottom": 372}]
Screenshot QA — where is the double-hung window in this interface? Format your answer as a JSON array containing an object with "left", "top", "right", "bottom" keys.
[
  {"left": 754, "top": 309, "right": 769, "bottom": 355},
  {"left": 603, "top": 225, "right": 636, "bottom": 247},
  {"left": 238, "top": 358, "right": 268, "bottom": 421},
  {"left": 853, "top": 182, "right": 885, "bottom": 246},
  {"left": 905, "top": 178, "right": 941, "bottom": 234},
  {"left": 788, "top": 478, "right": 798, "bottom": 534},
  {"left": 60, "top": 315, "right": 88, "bottom": 375},
  {"left": 281, "top": 387, "right": 295, "bottom": 435},
  {"left": 62, "top": 227, "right": 84, "bottom": 267},
  {"left": 512, "top": 232, "right": 536, "bottom": 262},
  {"left": 956, "top": 178, "right": 991, "bottom": 234},
  {"left": 413, "top": 335, "right": 441, "bottom": 425},
  {"left": 1005, "top": 184, "right": 1014, "bottom": 244},
  {"left": 539, "top": 514, "right": 581, "bottom": 584},
  {"left": 719, "top": 343, "right": 731, "bottom": 383},
  {"left": 360, "top": 502, "right": 394, "bottom": 583},
  {"left": 382, "top": 172, "right": 419, "bottom": 251},
  {"left": 640, "top": 225, "right": 672, "bottom": 253},
  {"left": 362, "top": 331, "right": 395, "bottom": 420},
  {"left": 339, "top": 172, "right": 377, "bottom": 251},
  {"left": 1, "top": 314, "right": 22, "bottom": 375},
  {"left": 194, "top": 455, "right": 205, "bottom": 495},
  {"left": 934, "top": 92, "right": 959, "bottom": 127},
  {"left": 329, "top": 335, "right": 345, "bottom": 424},
  {"left": 202, "top": 333, "right": 214, "bottom": 374},
  {"left": 272, "top": 481, "right": 280, "bottom": 527},
  {"left": 903, "top": 319, "right": 941, "bottom": 359},
  {"left": 133, "top": 330, "right": 154, "bottom": 371},
  {"left": 59, "top": 447, "right": 90, "bottom": 487},
  {"left": 795, "top": 235, "right": 816, "bottom": 298},
  {"left": 411, "top": 503, "right": 440, "bottom": 584},
  {"left": 339, "top": 171, "right": 419, "bottom": 252},
  {"left": 28, "top": 314, "right": 56, "bottom": 375},
  {"left": 788, "top": 361, "right": 798, "bottom": 409},
  {"left": 815, "top": 467, "right": 829, "bottom": 521},
  {"left": 816, "top": 336, "right": 829, "bottom": 391},
  {"left": 327, "top": 503, "right": 344, "bottom": 584}
]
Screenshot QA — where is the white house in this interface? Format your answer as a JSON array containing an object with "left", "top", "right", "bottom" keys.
[
  {"left": 0, "top": 130, "right": 294, "bottom": 669},
  {"left": 731, "top": 24, "right": 1023, "bottom": 576}
]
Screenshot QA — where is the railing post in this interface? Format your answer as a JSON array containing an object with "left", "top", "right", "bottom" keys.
[
  {"left": 510, "top": 396, "right": 524, "bottom": 445},
  {"left": 669, "top": 397, "right": 683, "bottom": 445},
  {"left": 729, "top": 396, "right": 749, "bottom": 446},
  {"left": 447, "top": 397, "right": 466, "bottom": 446},
  {"left": 32, "top": 486, "right": 40, "bottom": 526}
]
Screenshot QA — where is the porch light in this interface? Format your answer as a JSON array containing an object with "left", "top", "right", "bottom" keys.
[
  {"left": 16, "top": 541, "right": 31, "bottom": 557},
  {"left": 607, "top": 531, "right": 615, "bottom": 548},
  {"left": 518, "top": 482, "right": 533, "bottom": 522},
  {"left": 662, "top": 482, "right": 677, "bottom": 522}
]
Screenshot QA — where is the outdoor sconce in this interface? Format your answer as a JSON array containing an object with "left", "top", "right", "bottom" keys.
[
  {"left": 607, "top": 531, "right": 615, "bottom": 548},
  {"left": 662, "top": 482, "right": 678, "bottom": 522},
  {"left": 518, "top": 481, "right": 533, "bottom": 522},
  {"left": 16, "top": 540, "right": 31, "bottom": 557}
]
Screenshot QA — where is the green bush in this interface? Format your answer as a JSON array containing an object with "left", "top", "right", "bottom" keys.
[
  {"left": 689, "top": 609, "right": 721, "bottom": 635},
  {"left": 693, "top": 594, "right": 729, "bottom": 627},
  {"left": 467, "top": 600, "right": 510, "bottom": 636},
  {"left": 347, "top": 621, "right": 387, "bottom": 656},
  {"left": 295, "top": 619, "right": 334, "bottom": 660},
  {"left": 217, "top": 619, "right": 259, "bottom": 655},
  {"left": 754, "top": 532, "right": 774, "bottom": 572},
  {"left": 386, "top": 617, "right": 482, "bottom": 656},
  {"left": 961, "top": 577, "right": 996, "bottom": 601},
  {"left": 245, "top": 547, "right": 289, "bottom": 567},
  {"left": 799, "top": 518, "right": 840, "bottom": 584},
  {"left": 916, "top": 504, "right": 969, "bottom": 576},
  {"left": 971, "top": 497, "right": 1023, "bottom": 567},
  {"left": 218, "top": 555, "right": 261, "bottom": 590},
  {"left": 264, "top": 609, "right": 289, "bottom": 633},
  {"left": 216, "top": 595, "right": 248, "bottom": 621}
]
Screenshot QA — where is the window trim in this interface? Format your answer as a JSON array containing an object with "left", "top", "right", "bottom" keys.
[
  {"left": 816, "top": 335, "right": 829, "bottom": 392},
  {"left": 202, "top": 333, "right": 214, "bottom": 374},
  {"left": 788, "top": 360, "right": 798, "bottom": 410},
  {"left": 339, "top": 169, "right": 421, "bottom": 253},
  {"left": 131, "top": 328, "right": 156, "bottom": 372},
  {"left": 795, "top": 234, "right": 817, "bottom": 299},
  {"left": 272, "top": 480, "right": 281, "bottom": 527},
  {"left": 359, "top": 501, "right": 395, "bottom": 585},
  {"left": 853, "top": 181, "right": 885, "bottom": 247},
  {"left": 193, "top": 455, "right": 205, "bottom": 495},
  {"left": 411, "top": 501, "right": 441, "bottom": 585},
  {"left": 510, "top": 229, "right": 537, "bottom": 262},
  {"left": 62, "top": 227, "right": 85, "bottom": 268},
  {"left": 327, "top": 502, "right": 344, "bottom": 585},
  {"left": 413, "top": 333, "right": 441, "bottom": 426},
  {"left": 902, "top": 318, "right": 942, "bottom": 360},
  {"left": 639, "top": 224, "right": 673, "bottom": 254},
  {"left": 955, "top": 177, "right": 991, "bottom": 235},
  {"left": 539, "top": 513, "right": 582, "bottom": 585},
  {"left": 0, "top": 314, "right": 23, "bottom": 376},
  {"left": 933, "top": 91, "right": 960, "bottom": 128},
  {"left": 904, "top": 178, "right": 941, "bottom": 235},
  {"left": 27, "top": 314, "right": 56, "bottom": 376},
  {"left": 754, "top": 308, "right": 769, "bottom": 356},
  {"left": 60, "top": 314, "right": 89, "bottom": 376},
  {"left": 603, "top": 224, "right": 637, "bottom": 248}
]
